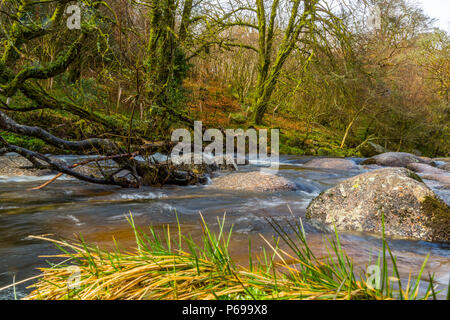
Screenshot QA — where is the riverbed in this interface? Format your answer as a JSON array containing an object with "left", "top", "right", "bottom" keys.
[{"left": 0, "top": 155, "right": 449, "bottom": 299}]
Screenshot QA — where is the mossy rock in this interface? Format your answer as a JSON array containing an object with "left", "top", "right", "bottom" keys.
[
  {"left": 306, "top": 168, "right": 449, "bottom": 243},
  {"left": 359, "top": 142, "right": 386, "bottom": 157},
  {"left": 421, "top": 196, "right": 450, "bottom": 243}
]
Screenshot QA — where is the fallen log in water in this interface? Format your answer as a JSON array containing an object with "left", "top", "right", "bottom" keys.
[{"left": 0, "top": 136, "right": 213, "bottom": 189}]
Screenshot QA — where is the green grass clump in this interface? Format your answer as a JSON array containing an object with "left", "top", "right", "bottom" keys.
[{"left": 6, "top": 212, "right": 447, "bottom": 300}]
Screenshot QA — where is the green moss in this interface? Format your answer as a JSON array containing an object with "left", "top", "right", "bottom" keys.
[
  {"left": 229, "top": 112, "right": 247, "bottom": 124},
  {"left": 317, "top": 147, "right": 349, "bottom": 157},
  {"left": 317, "top": 147, "right": 333, "bottom": 156},
  {"left": 279, "top": 129, "right": 362, "bottom": 157},
  {"left": 407, "top": 171, "right": 424, "bottom": 183},
  {"left": 0, "top": 131, "right": 48, "bottom": 152},
  {"left": 280, "top": 144, "right": 306, "bottom": 155},
  {"left": 421, "top": 196, "right": 450, "bottom": 242}
]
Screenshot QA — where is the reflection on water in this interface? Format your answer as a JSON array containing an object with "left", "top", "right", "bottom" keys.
[{"left": 0, "top": 155, "right": 448, "bottom": 299}]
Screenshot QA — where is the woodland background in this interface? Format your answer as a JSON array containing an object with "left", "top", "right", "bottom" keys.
[{"left": 0, "top": 0, "right": 448, "bottom": 160}]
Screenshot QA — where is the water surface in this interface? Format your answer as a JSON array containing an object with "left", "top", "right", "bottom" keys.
[{"left": 0, "top": 155, "right": 448, "bottom": 299}]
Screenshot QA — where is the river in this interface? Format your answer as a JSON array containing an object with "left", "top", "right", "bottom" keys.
[{"left": 0, "top": 155, "right": 449, "bottom": 299}]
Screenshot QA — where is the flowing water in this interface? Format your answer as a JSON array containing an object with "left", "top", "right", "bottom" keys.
[{"left": 0, "top": 155, "right": 449, "bottom": 299}]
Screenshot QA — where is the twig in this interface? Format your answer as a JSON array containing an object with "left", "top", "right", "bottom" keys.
[{"left": 29, "top": 152, "right": 141, "bottom": 190}]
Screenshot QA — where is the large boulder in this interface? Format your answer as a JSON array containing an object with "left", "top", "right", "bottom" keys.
[
  {"left": 362, "top": 152, "right": 434, "bottom": 168},
  {"left": 306, "top": 168, "right": 450, "bottom": 242},
  {"left": 210, "top": 171, "right": 296, "bottom": 192},
  {"left": 303, "top": 158, "right": 359, "bottom": 171}
]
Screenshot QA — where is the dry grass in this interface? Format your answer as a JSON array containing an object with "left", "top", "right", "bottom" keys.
[{"left": 8, "top": 212, "right": 445, "bottom": 300}]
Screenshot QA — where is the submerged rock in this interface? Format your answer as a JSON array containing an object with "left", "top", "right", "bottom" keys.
[
  {"left": 303, "top": 158, "right": 359, "bottom": 171},
  {"left": 362, "top": 152, "right": 434, "bottom": 168},
  {"left": 210, "top": 171, "right": 296, "bottom": 192},
  {"left": 0, "top": 155, "right": 119, "bottom": 179},
  {"left": 306, "top": 168, "right": 450, "bottom": 242},
  {"left": 0, "top": 156, "right": 51, "bottom": 176}
]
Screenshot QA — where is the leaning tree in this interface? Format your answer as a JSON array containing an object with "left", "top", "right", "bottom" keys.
[{"left": 0, "top": 0, "right": 211, "bottom": 188}]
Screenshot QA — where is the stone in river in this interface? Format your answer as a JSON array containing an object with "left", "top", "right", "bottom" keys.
[
  {"left": 407, "top": 163, "right": 446, "bottom": 175},
  {"left": 210, "top": 171, "right": 296, "bottom": 192},
  {"left": 306, "top": 168, "right": 450, "bottom": 242},
  {"left": 359, "top": 142, "right": 386, "bottom": 157},
  {"left": 303, "top": 158, "right": 359, "bottom": 171},
  {"left": 362, "top": 152, "right": 435, "bottom": 168},
  {"left": 407, "top": 163, "right": 450, "bottom": 187}
]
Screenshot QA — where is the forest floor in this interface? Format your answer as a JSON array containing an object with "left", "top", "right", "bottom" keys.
[{"left": 1, "top": 80, "right": 362, "bottom": 157}]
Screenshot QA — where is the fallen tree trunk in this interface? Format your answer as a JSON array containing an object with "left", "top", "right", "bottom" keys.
[
  {"left": 0, "top": 133, "right": 212, "bottom": 189},
  {"left": 0, "top": 106, "right": 215, "bottom": 189},
  {"left": 0, "top": 110, "right": 119, "bottom": 154},
  {"left": 29, "top": 152, "right": 147, "bottom": 190},
  {"left": 0, "top": 141, "right": 137, "bottom": 188}
]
